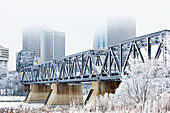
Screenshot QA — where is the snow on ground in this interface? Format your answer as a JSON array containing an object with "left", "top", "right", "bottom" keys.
[
  {"left": 0, "top": 95, "right": 88, "bottom": 108},
  {"left": 0, "top": 96, "right": 44, "bottom": 108},
  {"left": 0, "top": 102, "right": 44, "bottom": 108},
  {"left": 0, "top": 96, "right": 25, "bottom": 102},
  {"left": 0, "top": 95, "right": 169, "bottom": 113},
  {"left": 0, "top": 96, "right": 43, "bottom": 108}
]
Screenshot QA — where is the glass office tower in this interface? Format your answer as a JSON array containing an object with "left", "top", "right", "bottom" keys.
[
  {"left": 107, "top": 17, "right": 136, "bottom": 46},
  {"left": 23, "top": 27, "right": 65, "bottom": 62}
]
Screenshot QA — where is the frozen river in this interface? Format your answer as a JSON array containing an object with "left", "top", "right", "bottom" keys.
[
  {"left": 0, "top": 96, "right": 44, "bottom": 108},
  {"left": 0, "top": 102, "right": 44, "bottom": 108},
  {"left": 0, "top": 95, "right": 88, "bottom": 108}
]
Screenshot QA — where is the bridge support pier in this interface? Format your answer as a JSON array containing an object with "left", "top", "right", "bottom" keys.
[
  {"left": 86, "top": 81, "right": 121, "bottom": 104},
  {"left": 69, "top": 84, "right": 84, "bottom": 104},
  {"left": 45, "top": 83, "right": 83, "bottom": 105},
  {"left": 25, "top": 84, "right": 51, "bottom": 103}
]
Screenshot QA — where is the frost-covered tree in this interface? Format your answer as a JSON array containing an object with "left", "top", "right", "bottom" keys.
[
  {"left": 0, "top": 61, "right": 8, "bottom": 77},
  {"left": 0, "top": 72, "right": 24, "bottom": 95},
  {"left": 114, "top": 60, "right": 170, "bottom": 107}
]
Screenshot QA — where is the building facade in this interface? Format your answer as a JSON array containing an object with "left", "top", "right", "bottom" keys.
[
  {"left": 22, "top": 27, "right": 65, "bottom": 62},
  {"left": 23, "top": 28, "right": 42, "bottom": 57},
  {"left": 93, "top": 17, "right": 136, "bottom": 50},
  {"left": 43, "top": 30, "right": 65, "bottom": 62},
  {"left": 107, "top": 17, "right": 136, "bottom": 46},
  {"left": 0, "top": 45, "right": 9, "bottom": 77}
]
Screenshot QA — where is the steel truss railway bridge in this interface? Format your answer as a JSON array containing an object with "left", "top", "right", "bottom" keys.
[
  {"left": 21, "top": 30, "right": 170, "bottom": 85},
  {"left": 19, "top": 30, "right": 170, "bottom": 105}
]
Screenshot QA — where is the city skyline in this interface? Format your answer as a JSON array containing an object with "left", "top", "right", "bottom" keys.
[{"left": 0, "top": 0, "right": 170, "bottom": 70}]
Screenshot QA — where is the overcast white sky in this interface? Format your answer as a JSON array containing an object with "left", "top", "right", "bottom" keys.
[{"left": 0, "top": 0, "right": 170, "bottom": 70}]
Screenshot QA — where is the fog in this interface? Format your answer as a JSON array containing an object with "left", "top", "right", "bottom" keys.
[{"left": 0, "top": 0, "right": 170, "bottom": 70}]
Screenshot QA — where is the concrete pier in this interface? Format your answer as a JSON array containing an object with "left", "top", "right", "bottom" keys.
[
  {"left": 87, "top": 81, "right": 121, "bottom": 104},
  {"left": 69, "top": 84, "right": 84, "bottom": 104},
  {"left": 24, "top": 81, "right": 119, "bottom": 105},
  {"left": 46, "top": 83, "right": 83, "bottom": 105},
  {"left": 25, "top": 84, "right": 51, "bottom": 103}
]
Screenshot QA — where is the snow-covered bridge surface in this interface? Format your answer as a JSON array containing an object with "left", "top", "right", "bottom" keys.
[{"left": 21, "top": 30, "right": 170, "bottom": 85}]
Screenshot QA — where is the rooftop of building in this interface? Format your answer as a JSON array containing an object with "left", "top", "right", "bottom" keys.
[{"left": 0, "top": 45, "right": 9, "bottom": 49}]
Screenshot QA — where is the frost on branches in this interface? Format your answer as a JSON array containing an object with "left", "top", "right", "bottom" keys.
[
  {"left": 0, "top": 72, "right": 24, "bottom": 95},
  {"left": 85, "top": 59, "right": 170, "bottom": 112},
  {"left": 114, "top": 59, "right": 170, "bottom": 107},
  {"left": 0, "top": 61, "right": 7, "bottom": 76}
]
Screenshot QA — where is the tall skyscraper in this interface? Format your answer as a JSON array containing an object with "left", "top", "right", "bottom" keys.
[
  {"left": 42, "top": 30, "right": 65, "bottom": 62},
  {"left": 107, "top": 17, "right": 136, "bottom": 46},
  {"left": 93, "top": 17, "right": 136, "bottom": 50},
  {"left": 0, "top": 45, "right": 9, "bottom": 77},
  {"left": 23, "top": 27, "right": 44, "bottom": 58},
  {"left": 23, "top": 27, "right": 65, "bottom": 62}
]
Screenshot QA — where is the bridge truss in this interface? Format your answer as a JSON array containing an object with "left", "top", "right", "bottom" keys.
[{"left": 21, "top": 30, "right": 170, "bottom": 85}]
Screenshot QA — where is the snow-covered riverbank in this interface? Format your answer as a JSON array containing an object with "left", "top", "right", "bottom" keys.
[{"left": 0, "top": 95, "right": 169, "bottom": 113}]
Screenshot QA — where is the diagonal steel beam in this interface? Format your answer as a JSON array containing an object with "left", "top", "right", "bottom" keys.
[
  {"left": 134, "top": 41, "right": 144, "bottom": 63},
  {"left": 123, "top": 44, "right": 133, "bottom": 72},
  {"left": 110, "top": 47, "right": 120, "bottom": 72}
]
